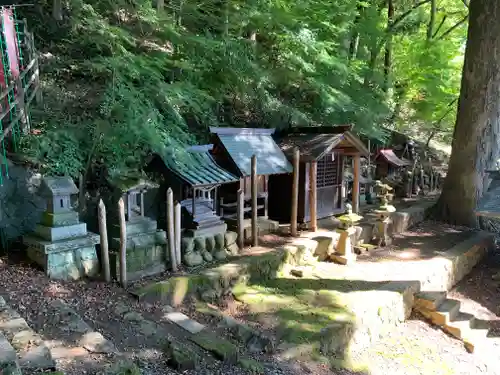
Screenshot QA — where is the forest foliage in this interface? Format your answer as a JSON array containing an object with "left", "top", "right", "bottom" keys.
[{"left": 16, "top": 0, "right": 468, "bottom": 178}]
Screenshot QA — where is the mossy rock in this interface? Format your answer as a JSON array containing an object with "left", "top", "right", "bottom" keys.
[
  {"left": 163, "top": 339, "right": 200, "bottom": 371},
  {"left": 105, "top": 360, "right": 141, "bottom": 375},
  {"left": 202, "top": 251, "right": 213, "bottom": 262},
  {"left": 190, "top": 331, "right": 239, "bottom": 364},
  {"left": 0, "top": 363, "right": 22, "bottom": 375},
  {"left": 226, "top": 243, "right": 240, "bottom": 256},
  {"left": 238, "top": 358, "right": 265, "bottom": 374},
  {"left": 214, "top": 233, "right": 225, "bottom": 250},
  {"left": 184, "top": 251, "right": 204, "bottom": 267},
  {"left": 182, "top": 237, "right": 195, "bottom": 253},
  {"left": 194, "top": 237, "right": 206, "bottom": 252},
  {"left": 214, "top": 249, "right": 228, "bottom": 261},
  {"left": 206, "top": 236, "right": 216, "bottom": 253},
  {"left": 225, "top": 231, "right": 238, "bottom": 246}
]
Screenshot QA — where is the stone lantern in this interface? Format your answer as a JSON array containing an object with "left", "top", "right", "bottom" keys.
[
  {"left": 23, "top": 176, "right": 100, "bottom": 280},
  {"left": 331, "top": 203, "right": 363, "bottom": 265},
  {"left": 372, "top": 180, "right": 396, "bottom": 247}
]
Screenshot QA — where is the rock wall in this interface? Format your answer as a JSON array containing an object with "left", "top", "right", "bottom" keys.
[{"left": 0, "top": 159, "right": 45, "bottom": 249}]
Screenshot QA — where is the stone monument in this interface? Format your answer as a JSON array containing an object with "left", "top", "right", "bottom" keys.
[
  {"left": 372, "top": 181, "right": 396, "bottom": 247},
  {"left": 107, "top": 180, "right": 168, "bottom": 281},
  {"left": 331, "top": 203, "right": 363, "bottom": 265},
  {"left": 23, "top": 176, "right": 100, "bottom": 280}
]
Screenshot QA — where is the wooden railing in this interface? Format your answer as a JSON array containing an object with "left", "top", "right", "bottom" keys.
[{"left": 0, "top": 18, "right": 40, "bottom": 141}]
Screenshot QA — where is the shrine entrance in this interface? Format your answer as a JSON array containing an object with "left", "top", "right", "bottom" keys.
[{"left": 304, "top": 152, "right": 344, "bottom": 221}]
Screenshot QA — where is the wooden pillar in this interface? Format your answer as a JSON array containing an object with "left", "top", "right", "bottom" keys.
[
  {"left": 98, "top": 199, "right": 110, "bottom": 283},
  {"left": 352, "top": 155, "right": 360, "bottom": 213},
  {"left": 309, "top": 160, "right": 317, "bottom": 232},
  {"left": 237, "top": 189, "right": 244, "bottom": 249},
  {"left": 251, "top": 155, "right": 258, "bottom": 247},
  {"left": 167, "top": 188, "right": 177, "bottom": 271},
  {"left": 118, "top": 198, "right": 127, "bottom": 288},
  {"left": 140, "top": 191, "right": 145, "bottom": 217},
  {"left": 290, "top": 148, "right": 300, "bottom": 236}
]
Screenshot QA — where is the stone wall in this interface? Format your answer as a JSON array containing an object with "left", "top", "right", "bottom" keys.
[{"left": 0, "top": 159, "right": 45, "bottom": 249}]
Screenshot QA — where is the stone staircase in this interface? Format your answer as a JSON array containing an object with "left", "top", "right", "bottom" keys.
[
  {"left": 0, "top": 296, "right": 55, "bottom": 374},
  {"left": 414, "top": 291, "right": 497, "bottom": 353},
  {"left": 0, "top": 295, "right": 118, "bottom": 374}
]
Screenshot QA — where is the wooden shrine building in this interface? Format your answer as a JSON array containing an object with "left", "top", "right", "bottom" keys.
[
  {"left": 146, "top": 145, "right": 239, "bottom": 234},
  {"left": 374, "top": 149, "right": 412, "bottom": 179},
  {"left": 269, "top": 125, "right": 369, "bottom": 223},
  {"left": 209, "top": 127, "right": 292, "bottom": 222}
]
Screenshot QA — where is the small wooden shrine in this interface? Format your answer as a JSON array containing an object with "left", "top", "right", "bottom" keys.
[
  {"left": 148, "top": 145, "right": 239, "bottom": 236},
  {"left": 269, "top": 125, "right": 369, "bottom": 223},
  {"left": 374, "top": 149, "right": 412, "bottom": 179},
  {"left": 209, "top": 127, "right": 292, "bottom": 225}
]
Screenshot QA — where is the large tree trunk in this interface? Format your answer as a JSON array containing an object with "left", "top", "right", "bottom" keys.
[
  {"left": 383, "top": 0, "right": 394, "bottom": 92},
  {"left": 433, "top": 0, "right": 500, "bottom": 227}
]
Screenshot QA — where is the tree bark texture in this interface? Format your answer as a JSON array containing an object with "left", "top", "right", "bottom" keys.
[
  {"left": 434, "top": 0, "right": 500, "bottom": 227},
  {"left": 383, "top": 0, "right": 394, "bottom": 92}
]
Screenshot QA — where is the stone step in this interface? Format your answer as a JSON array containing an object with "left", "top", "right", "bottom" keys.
[
  {"left": 0, "top": 331, "right": 21, "bottom": 373},
  {"left": 414, "top": 291, "right": 447, "bottom": 311},
  {"left": 0, "top": 296, "right": 56, "bottom": 371},
  {"left": 442, "top": 312, "right": 476, "bottom": 340},
  {"left": 421, "top": 298, "right": 461, "bottom": 326},
  {"left": 45, "top": 299, "right": 117, "bottom": 361}
]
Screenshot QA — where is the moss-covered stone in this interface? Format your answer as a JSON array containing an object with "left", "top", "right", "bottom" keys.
[
  {"left": 194, "top": 237, "right": 206, "bottom": 252},
  {"left": 238, "top": 358, "right": 265, "bottom": 374},
  {"left": 214, "top": 249, "right": 228, "bottom": 261},
  {"left": 163, "top": 339, "right": 200, "bottom": 371},
  {"left": 226, "top": 243, "right": 240, "bottom": 256},
  {"left": 184, "top": 251, "right": 204, "bottom": 267},
  {"left": 206, "top": 236, "right": 216, "bottom": 253},
  {"left": 202, "top": 251, "right": 213, "bottom": 262},
  {"left": 214, "top": 233, "right": 225, "bottom": 250},
  {"left": 190, "top": 331, "right": 239, "bottom": 364},
  {"left": 182, "top": 237, "right": 195, "bottom": 253},
  {"left": 225, "top": 231, "right": 238, "bottom": 246},
  {"left": 0, "top": 363, "right": 22, "bottom": 375}
]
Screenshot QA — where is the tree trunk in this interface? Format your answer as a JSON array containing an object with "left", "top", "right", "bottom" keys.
[
  {"left": 383, "top": 0, "right": 394, "bottom": 92},
  {"left": 427, "top": 0, "right": 436, "bottom": 41},
  {"left": 433, "top": 0, "right": 500, "bottom": 227},
  {"left": 53, "top": 0, "right": 63, "bottom": 21}
]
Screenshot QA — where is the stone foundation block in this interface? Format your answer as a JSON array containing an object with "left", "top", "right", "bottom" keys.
[
  {"left": 34, "top": 223, "right": 87, "bottom": 242},
  {"left": 40, "top": 211, "right": 80, "bottom": 227}
]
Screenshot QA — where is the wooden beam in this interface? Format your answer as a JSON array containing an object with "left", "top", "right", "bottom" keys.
[
  {"left": 309, "top": 160, "right": 317, "bottom": 232},
  {"left": 251, "top": 155, "right": 258, "bottom": 246},
  {"left": 290, "top": 148, "right": 300, "bottom": 237},
  {"left": 352, "top": 155, "right": 360, "bottom": 213}
]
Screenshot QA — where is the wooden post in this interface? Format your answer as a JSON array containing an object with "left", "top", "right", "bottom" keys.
[
  {"left": 290, "top": 148, "right": 300, "bottom": 236},
  {"left": 167, "top": 188, "right": 177, "bottom": 271},
  {"left": 309, "top": 160, "right": 318, "bottom": 232},
  {"left": 237, "top": 189, "right": 244, "bottom": 249},
  {"left": 157, "top": 0, "right": 165, "bottom": 10},
  {"left": 98, "top": 199, "right": 110, "bottom": 283},
  {"left": 78, "top": 173, "right": 85, "bottom": 215},
  {"left": 118, "top": 198, "right": 127, "bottom": 288},
  {"left": 140, "top": 191, "right": 145, "bottom": 217},
  {"left": 352, "top": 155, "right": 360, "bottom": 213},
  {"left": 15, "top": 77, "right": 29, "bottom": 134},
  {"left": 174, "top": 202, "right": 182, "bottom": 267},
  {"left": 251, "top": 155, "right": 258, "bottom": 247},
  {"left": 52, "top": 0, "right": 63, "bottom": 20}
]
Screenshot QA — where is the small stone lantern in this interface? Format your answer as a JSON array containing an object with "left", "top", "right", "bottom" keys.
[
  {"left": 372, "top": 181, "right": 396, "bottom": 247},
  {"left": 331, "top": 203, "right": 363, "bottom": 265},
  {"left": 23, "top": 176, "right": 100, "bottom": 280}
]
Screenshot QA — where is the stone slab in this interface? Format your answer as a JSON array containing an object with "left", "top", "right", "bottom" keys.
[
  {"left": 111, "top": 218, "right": 158, "bottom": 237},
  {"left": 23, "top": 232, "right": 100, "bottom": 253},
  {"left": 165, "top": 311, "right": 205, "bottom": 334},
  {"left": 34, "top": 223, "right": 88, "bottom": 242},
  {"left": 40, "top": 211, "right": 80, "bottom": 227},
  {"left": 0, "top": 332, "right": 17, "bottom": 366}
]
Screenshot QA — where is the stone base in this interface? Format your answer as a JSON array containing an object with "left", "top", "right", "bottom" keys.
[
  {"left": 34, "top": 222, "right": 87, "bottom": 241},
  {"left": 331, "top": 253, "right": 357, "bottom": 265},
  {"left": 111, "top": 217, "right": 159, "bottom": 237},
  {"left": 110, "top": 229, "right": 168, "bottom": 282},
  {"left": 24, "top": 233, "right": 100, "bottom": 280},
  {"left": 185, "top": 223, "right": 227, "bottom": 239},
  {"left": 40, "top": 210, "right": 80, "bottom": 227}
]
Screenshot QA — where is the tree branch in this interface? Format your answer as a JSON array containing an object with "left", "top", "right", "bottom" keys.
[
  {"left": 432, "top": 15, "right": 447, "bottom": 39},
  {"left": 388, "top": 0, "right": 432, "bottom": 33},
  {"left": 436, "top": 15, "right": 468, "bottom": 41}
]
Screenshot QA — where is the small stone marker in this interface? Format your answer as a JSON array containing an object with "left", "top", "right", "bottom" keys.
[{"left": 165, "top": 311, "right": 205, "bottom": 334}]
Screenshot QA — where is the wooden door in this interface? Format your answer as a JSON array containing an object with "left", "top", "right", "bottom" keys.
[{"left": 304, "top": 153, "right": 343, "bottom": 221}]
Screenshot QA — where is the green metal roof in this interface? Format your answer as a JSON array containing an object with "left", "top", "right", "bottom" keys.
[
  {"left": 210, "top": 127, "right": 293, "bottom": 176},
  {"left": 161, "top": 145, "right": 238, "bottom": 187}
]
